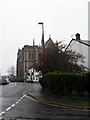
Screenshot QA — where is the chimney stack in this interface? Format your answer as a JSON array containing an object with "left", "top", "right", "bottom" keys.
[{"left": 75, "top": 33, "right": 80, "bottom": 40}]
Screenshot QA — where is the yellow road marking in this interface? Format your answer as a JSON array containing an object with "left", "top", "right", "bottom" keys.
[{"left": 24, "top": 93, "right": 90, "bottom": 112}]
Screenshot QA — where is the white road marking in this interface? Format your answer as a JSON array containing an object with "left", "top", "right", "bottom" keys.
[
  {"left": 21, "top": 96, "right": 24, "bottom": 99},
  {"left": 18, "top": 99, "right": 21, "bottom": 102},
  {"left": 0, "top": 95, "right": 25, "bottom": 116},
  {"left": 6, "top": 107, "right": 11, "bottom": 111},
  {"left": 0, "top": 111, "right": 5, "bottom": 115},
  {"left": 15, "top": 101, "right": 19, "bottom": 104},
  {"left": 11, "top": 104, "right": 15, "bottom": 107}
]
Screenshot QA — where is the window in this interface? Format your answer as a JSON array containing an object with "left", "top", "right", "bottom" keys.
[
  {"left": 32, "top": 54, "right": 34, "bottom": 60},
  {"left": 29, "top": 53, "right": 31, "bottom": 60}
]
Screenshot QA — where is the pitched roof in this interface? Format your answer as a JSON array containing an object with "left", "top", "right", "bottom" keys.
[
  {"left": 65, "top": 39, "right": 90, "bottom": 51},
  {"left": 45, "top": 36, "right": 55, "bottom": 48}
]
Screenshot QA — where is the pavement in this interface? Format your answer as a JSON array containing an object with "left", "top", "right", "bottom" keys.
[{"left": 25, "top": 82, "right": 90, "bottom": 112}]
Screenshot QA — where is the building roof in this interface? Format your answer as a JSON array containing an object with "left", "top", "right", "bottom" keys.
[
  {"left": 79, "top": 40, "right": 90, "bottom": 46},
  {"left": 30, "top": 63, "right": 39, "bottom": 70},
  {"left": 45, "top": 36, "right": 55, "bottom": 48},
  {"left": 65, "top": 39, "right": 90, "bottom": 51}
]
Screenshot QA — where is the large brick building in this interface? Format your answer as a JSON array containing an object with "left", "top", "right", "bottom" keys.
[
  {"left": 17, "top": 44, "right": 42, "bottom": 80},
  {"left": 17, "top": 36, "right": 55, "bottom": 80}
]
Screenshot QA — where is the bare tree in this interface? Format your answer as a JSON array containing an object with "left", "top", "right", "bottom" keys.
[{"left": 7, "top": 66, "right": 15, "bottom": 78}]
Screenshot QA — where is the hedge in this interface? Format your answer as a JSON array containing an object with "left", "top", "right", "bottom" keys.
[{"left": 39, "top": 72, "right": 89, "bottom": 96}]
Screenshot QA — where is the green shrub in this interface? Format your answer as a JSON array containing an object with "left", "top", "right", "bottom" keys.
[
  {"left": 39, "top": 72, "right": 89, "bottom": 96},
  {"left": 86, "top": 72, "right": 90, "bottom": 95}
]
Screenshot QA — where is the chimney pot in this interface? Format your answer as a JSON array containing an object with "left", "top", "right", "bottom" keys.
[{"left": 75, "top": 33, "right": 80, "bottom": 40}]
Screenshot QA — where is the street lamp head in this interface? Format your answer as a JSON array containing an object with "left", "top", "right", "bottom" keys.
[{"left": 38, "top": 22, "right": 43, "bottom": 25}]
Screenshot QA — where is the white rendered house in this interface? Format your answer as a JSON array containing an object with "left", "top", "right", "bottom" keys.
[{"left": 65, "top": 33, "right": 90, "bottom": 71}]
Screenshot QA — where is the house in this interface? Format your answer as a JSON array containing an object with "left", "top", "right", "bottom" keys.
[
  {"left": 65, "top": 33, "right": 90, "bottom": 71},
  {"left": 27, "top": 68, "right": 42, "bottom": 82}
]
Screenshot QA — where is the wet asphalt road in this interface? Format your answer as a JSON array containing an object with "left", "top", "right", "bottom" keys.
[{"left": 0, "top": 82, "right": 89, "bottom": 120}]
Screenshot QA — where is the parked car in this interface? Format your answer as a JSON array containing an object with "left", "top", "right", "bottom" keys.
[{"left": 0, "top": 79, "right": 9, "bottom": 85}]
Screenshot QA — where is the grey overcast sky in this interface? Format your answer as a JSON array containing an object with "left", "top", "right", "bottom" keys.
[{"left": 0, "top": 0, "right": 89, "bottom": 74}]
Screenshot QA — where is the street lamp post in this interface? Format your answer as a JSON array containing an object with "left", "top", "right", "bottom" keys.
[
  {"left": 38, "top": 22, "right": 44, "bottom": 54},
  {"left": 38, "top": 22, "right": 45, "bottom": 66}
]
